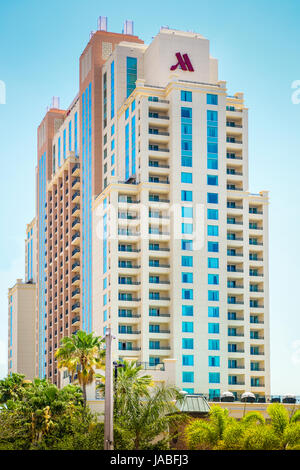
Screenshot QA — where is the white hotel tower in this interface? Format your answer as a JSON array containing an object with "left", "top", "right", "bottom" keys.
[{"left": 92, "top": 27, "right": 270, "bottom": 399}]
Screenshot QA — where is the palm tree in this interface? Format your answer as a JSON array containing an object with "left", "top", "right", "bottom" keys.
[
  {"left": 185, "top": 405, "right": 234, "bottom": 450},
  {"left": 55, "top": 330, "right": 105, "bottom": 406},
  {"left": 185, "top": 404, "right": 300, "bottom": 450},
  {"left": 267, "top": 403, "right": 300, "bottom": 450},
  {"left": 97, "top": 360, "right": 184, "bottom": 449},
  {"left": 0, "top": 373, "right": 30, "bottom": 405},
  {"left": 116, "top": 384, "right": 184, "bottom": 450},
  {"left": 97, "top": 360, "right": 153, "bottom": 414}
]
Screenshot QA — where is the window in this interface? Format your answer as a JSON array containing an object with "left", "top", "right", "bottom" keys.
[
  {"left": 181, "top": 107, "right": 192, "bottom": 119},
  {"left": 209, "top": 372, "right": 220, "bottom": 384},
  {"left": 111, "top": 124, "right": 115, "bottom": 136},
  {"left": 208, "top": 290, "right": 219, "bottom": 301},
  {"left": 208, "top": 241, "right": 219, "bottom": 253},
  {"left": 207, "top": 193, "right": 218, "bottom": 204},
  {"left": 181, "top": 190, "right": 193, "bottom": 201},
  {"left": 181, "top": 90, "right": 192, "bottom": 102},
  {"left": 207, "top": 175, "right": 218, "bottom": 186},
  {"left": 111, "top": 61, "right": 115, "bottom": 119},
  {"left": 208, "top": 274, "right": 219, "bottom": 285},
  {"left": 208, "top": 306, "right": 219, "bottom": 317},
  {"left": 182, "top": 289, "right": 193, "bottom": 300},
  {"left": 208, "top": 225, "right": 219, "bottom": 236},
  {"left": 207, "top": 110, "right": 218, "bottom": 122},
  {"left": 182, "top": 223, "right": 193, "bottom": 234},
  {"left": 182, "top": 255, "right": 193, "bottom": 267},
  {"left": 131, "top": 99, "right": 136, "bottom": 112},
  {"left": 182, "top": 240, "right": 193, "bottom": 251},
  {"left": 182, "top": 207, "right": 193, "bottom": 218},
  {"left": 125, "top": 107, "right": 129, "bottom": 120},
  {"left": 207, "top": 209, "right": 218, "bottom": 220},
  {"left": 208, "top": 258, "right": 219, "bottom": 269},
  {"left": 209, "top": 389, "right": 220, "bottom": 399},
  {"left": 207, "top": 94, "right": 218, "bottom": 105},
  {"left": 208, "top": 323, "right": 220, "bottom": 334},
  {"left": 182, "top": 156, "right": 192, "bottom": 167},
  {"left": 182, "top": 322, "right": 194, "bottom": 333},
  {"left": 182, "top": 272, "right": 193, "bottom": 283},
  {"left": 182, "top": 305, "right": 194, "bottom": 316},
  {"left": 182, "top": 355, "right": 194, "bottom": 366},
  {"left": 182, "top": 338, "right": 194, "bottom": 349},
  {"left": 208, "top": 339, "right": 220, "bottom": 350},
  {"left": 126, "top": 57, "right": 137, "bottom": 97},
  {"left": 182, "top": 372, "right": 194, "bottom": 383},
  {"left": 209, "top": 356, "right": 220, "bottom": 367},
  {"left": 181, "top": 172, "right": 193, "bottom": 183}
]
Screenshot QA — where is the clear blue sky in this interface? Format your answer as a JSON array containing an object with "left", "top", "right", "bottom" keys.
[{"left": 0, "top": 0, "right": 299, "bottom": 394}]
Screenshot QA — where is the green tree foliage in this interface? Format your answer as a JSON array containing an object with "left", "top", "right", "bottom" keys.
[
  {"left": 0, "top": 374, "right": 102, "bottom": 450},
  {"left": 97, "top": 360, "right": 186, "bottom": 450},
  {"left": 55, "top": 330, "right": 105, "bottom": 406},
  {"left": 185, "top": 403, "right": 300, "bottom": 450}
]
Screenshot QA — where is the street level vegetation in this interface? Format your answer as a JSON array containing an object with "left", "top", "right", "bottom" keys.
[{"left": 1, "top": 331, "right": 300, "bottom": 450}]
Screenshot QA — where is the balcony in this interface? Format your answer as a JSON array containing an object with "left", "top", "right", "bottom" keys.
[
  {"left": 71, "top": 315, "right": 80, "bottom": 325},
  {"left": 72, "top": 275, "right": 80, "bottom": 286},
  {"left": 72, "top": 178, "right": 80, "bottom": 190},
  {"left": 71, "top": 288, "right": 80, "bottom": 299},
  {"left": 72, "top": 247, "right": 80, "bottom": 258},
  {"left": 72, "top": 261, "right": 80, "bottom": 272},
  {"left": 72, "top": 164, "right": 80, "bottom": 176},
  {"left": 71, "top": 302, "right": 80, "bottom": 312},
  {"left": 72, "top": 205, "right": 80, "bottom": 216},
  {"left": 72, "top": 218, "right": 80, "bottom": 230},
  {"left": 72, "top": 191, "right": 80, "bottom": 203},
  {"left": 71, "top": 232, "right": 80, "bottom": 245}
]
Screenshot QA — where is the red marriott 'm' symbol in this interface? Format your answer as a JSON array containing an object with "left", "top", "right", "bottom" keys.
[{"left": 170, "top": 53, "right": 194, "bottom": 72}]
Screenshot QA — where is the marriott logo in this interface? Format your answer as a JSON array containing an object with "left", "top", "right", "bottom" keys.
[{"left": 170, "top": 53, "right": 194, "bottom": 72}]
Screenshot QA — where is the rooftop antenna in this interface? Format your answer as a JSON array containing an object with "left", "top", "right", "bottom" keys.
[
  {"left": 98, "top": 16, "right": 108, "bottom": 31},
  {"left": 123, "top": 20, "right": 134, "bottom": 35},
  {"left": 51, "top": 97, "right": 60, "bottom": 109}
]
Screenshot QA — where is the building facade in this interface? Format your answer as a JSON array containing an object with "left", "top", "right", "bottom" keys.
[
  {"left": 8, "top": 279, "right": 36, "bottom": 380},
  {"left": 9, "top": 20, "right": 270, "bottom": 397}
]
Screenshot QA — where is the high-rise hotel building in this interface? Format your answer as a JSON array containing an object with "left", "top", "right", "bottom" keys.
[{"left": 9, "top": 20, "right": 270, "bottom": 398}]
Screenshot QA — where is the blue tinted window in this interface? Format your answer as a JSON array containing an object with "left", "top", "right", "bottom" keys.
[
  {"left": 208, "top": 258, "right": 219, "bottom": 269},
  {"left": 182, "top": 289, "right": 193, "bottom": 300},
  {"left": 181, "top": 190, "right": 193, "bottom": 202},
  {"left": 182, "top": 321, "right": 194, "bottom": 333},
  {"left": 208, "top": 241, "right": 219, "bottom": 252},
  {"left": 181, "top": 107, "right": 192, "bottom": 119},
  {"left": 208, "top": 322, "right": 219, "bottom": 333},
  {"left": 208, "top": 274, "right": 219, "bottom": 285},
  {"left": 182, "top": 272, "right": 193, "bottom": 283},
  {"left": 127, "top": 57, "right": 137, "bottom": 97},
  {"left": 209, "top": 356, "right": 220, "bottom": 367},
  {"left": 181, "top": 90, "right": 192, "bottom": 102},
  {"left": 182, "top": 372, "right": 194, "bottom": 383},
  {"left": 182, "top": 207, "right": 193, "bottom": 218},
  {"left": 182, "top": 305, "right": 194, "bottom": 316},
  {"left": 207, "top": 175, "right": 218, "bottom": 186},
  {"left": 182, "top": 338, "right": 194, "bottom": 349},
  {"left": 208, "top": 339, "right": 220, "bottom": 350},
  {"left": 182, "top": 223, "right": 193, "bottom": 234},
  {"left": 182, "top": 355, "right": 194, "bottom": 366},
  {"left": 208, "top": 225, "right": 219, "bottom": 236},
  {"left": 207, "top": 94, "right": 218, "bottom": 105},
  {"left": 209, "top": 372, "right": 220, "bottom": 383},
  {"left": 182, "top": 256, "right": 193, "bottom": 267},
  {"left": 207, "top": 209, "right": 218, "bottom": 220},
  {"left": 181, "top": 240, "right": 193, "bottom": 251},
  {"left": 208, "top": 290, "right": 219, "bottom": 301},
  {"left": 181, "top": 172, "right": 193, "bottom": 183},
  {"left": 207, "top": 192, "right": 218, "bottom": 204}
]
